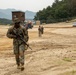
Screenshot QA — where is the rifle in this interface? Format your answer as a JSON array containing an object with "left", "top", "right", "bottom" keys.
[{"left": 13, "top": 30, "right": 32, "bottom": 50}]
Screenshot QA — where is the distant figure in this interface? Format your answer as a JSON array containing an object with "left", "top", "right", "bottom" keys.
[
  {"left": 6, "top": 18, "right": 29, "bottom": 71},
  {"left": 38, "top": 25, "right": 42, "bottom": 37},
  {"left": 41, "top": 26, "right": 44, "bottom": 34},
  {"left": 26, "top": 21, "right": 33, "bottom": 29}
]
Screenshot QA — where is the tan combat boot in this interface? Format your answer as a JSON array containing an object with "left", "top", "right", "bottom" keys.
[{"left": 21, "top": 65, "right": 24, "bottom": 71}]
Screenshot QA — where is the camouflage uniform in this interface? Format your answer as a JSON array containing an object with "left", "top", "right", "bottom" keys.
[
  {"left": 7, "top": 25, "right": 29, "bottom": 68},
  {"left": 38, "top": 26, "right": 42, "bottom": 37},
  {"left": 41, "top": 26, "right": 44, "bottom": 34}
]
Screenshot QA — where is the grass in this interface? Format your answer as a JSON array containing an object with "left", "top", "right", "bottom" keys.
[
  {"left": 73, "top": 50, "right": 76, "bottom": 51},
  {"left": 63, "top": 57, "right": 72, "bottom": 62}
]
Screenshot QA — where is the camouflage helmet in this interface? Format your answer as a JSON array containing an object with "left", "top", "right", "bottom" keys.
[{"left": 14, "top": 18, "right": 20, "bottom": 23}]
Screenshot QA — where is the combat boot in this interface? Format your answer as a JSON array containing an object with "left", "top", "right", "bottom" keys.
[{"left": 21, "top": 65, "right": 24, "bottom": 71}]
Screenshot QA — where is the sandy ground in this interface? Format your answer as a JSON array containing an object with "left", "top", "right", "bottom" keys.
[{"left": 0, "top": 22, "right": 76, "bottom": 75}]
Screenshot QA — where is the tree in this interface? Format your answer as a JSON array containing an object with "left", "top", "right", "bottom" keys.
[{"left": 34, "top": 0, "right": 76, "bottom": 23}]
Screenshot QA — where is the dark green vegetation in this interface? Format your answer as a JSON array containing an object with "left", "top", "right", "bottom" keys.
[
  {"left": 0, "top": 18, "right": 12, "bottom": 25},
  {"left": 34, "top": 0, "right": 76, "bottom": 23}
]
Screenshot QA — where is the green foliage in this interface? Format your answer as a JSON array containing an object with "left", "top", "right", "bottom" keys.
[
  {"left": 63, "top": 57, "right": 72, "bottom": 62},
  {"left": 34, "top": 0, "right": 76, "bottom": 23},
  {"left": 0, "top": 18, "right": 12, "bottom": 25}
]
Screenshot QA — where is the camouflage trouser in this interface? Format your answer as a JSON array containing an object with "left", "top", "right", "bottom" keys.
[{"left": 13, "top": 44, "right": 25, "bottom": 66}]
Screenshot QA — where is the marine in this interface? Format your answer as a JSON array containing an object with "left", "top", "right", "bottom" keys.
[
  {"left": 38, "top": 25, "right": 42, "bottom": 37},
  {"left": 6, "top": 19, "right": 29, "bottom": 71}
]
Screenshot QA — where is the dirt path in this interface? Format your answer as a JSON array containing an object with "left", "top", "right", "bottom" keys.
[{"left": 0, "top": 23, "right": 76, "bottom": 75}]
